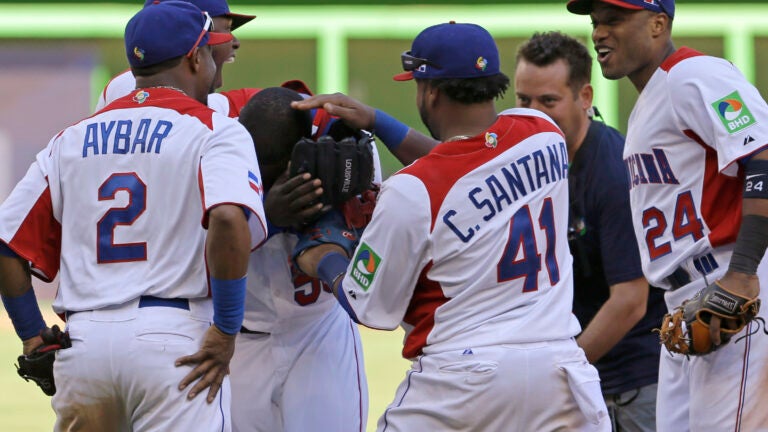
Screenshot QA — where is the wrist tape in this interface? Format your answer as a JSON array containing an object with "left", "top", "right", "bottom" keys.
[
  {"left": 211, "top": 276, "right": 246, "bottom": 335},
  {"left": 729, "top": 214, "right": 768, "bottom": 275},
  {"left": 374, "top": 109, "right": 409, "bottom": 150},
  {"left": 1, "top": 288, "right": 46, "bottom": 340}
]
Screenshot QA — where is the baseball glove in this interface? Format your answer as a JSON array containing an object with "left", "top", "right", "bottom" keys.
[
  {"left": 340, "top": 186, "right": 379, "bottom": 230},
  {"left": 656, "top": 280, "right": 761, "bottom": 356},
  {"left": 16, "top": 325, "right": 71, "bottom": 396},
  {"left": 289, "top": 134, "right": 375, "bottom": 207},
  {"left": 292, "top": 209, "right": 362, "bottom": 264}
]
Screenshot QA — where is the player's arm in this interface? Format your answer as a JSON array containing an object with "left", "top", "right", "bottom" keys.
[
  {"left": 176, "top": 204, "right": 251, "bottom": 403},
  {"left": 576, "top": 277, "right": 648, "bottom": 363},
  {"left": 296, "top": 243, "right": 358, "bottom": 322},
  {"left": 290, "top": 93, "right": 437, "bottom": 165},
  {"left": 0, "top": 246, "right": 46, "bottom": 355},
  {"left": 713, "top": 150, "right": 768, "bottom": 344}
]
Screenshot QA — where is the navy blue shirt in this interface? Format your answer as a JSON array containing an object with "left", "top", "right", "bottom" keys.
[{"left": 569, "top": 120, "right": 667, "bottom": 395}]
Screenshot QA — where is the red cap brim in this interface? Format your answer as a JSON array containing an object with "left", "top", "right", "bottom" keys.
[
  {"left": 208, "top": 31, "right": 234, "bottom": 46},
  {"left": 393, "top": 71, "right": 414, "bottom": 81}
]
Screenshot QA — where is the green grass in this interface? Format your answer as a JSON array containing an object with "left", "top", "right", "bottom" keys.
[{"left": 0, "top": 317, "right": 410, "bottom": 432}]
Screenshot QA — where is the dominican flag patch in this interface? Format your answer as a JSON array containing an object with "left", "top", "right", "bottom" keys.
[{"left": 248, "top": 170, "right": 262, "bottom": 194}]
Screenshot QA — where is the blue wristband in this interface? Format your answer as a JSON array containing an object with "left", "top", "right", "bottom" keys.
[
  {"left": 210, "top": 276, "right": 246, "bottom": 335},
  {"left": 317, "top": 252, "right": 350, "bottom": 288},
  {"left": 373, "top": 109, "right": 409, "bottom": 151},
  {"left": 1, "top": 288, "right": 46, "bottom": 340}
]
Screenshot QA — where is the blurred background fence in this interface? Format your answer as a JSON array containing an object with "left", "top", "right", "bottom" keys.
[{"left": 2, "top": 3, "right": 768, "bottom": 183}]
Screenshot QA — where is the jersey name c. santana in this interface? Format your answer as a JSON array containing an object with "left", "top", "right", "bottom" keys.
[{"left": 340, "top": 108, "right": 582, "bottom": 358}]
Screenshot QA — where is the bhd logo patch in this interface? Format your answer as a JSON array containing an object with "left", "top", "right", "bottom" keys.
[
  {"left": 351, "top": 242, "right": 381, "bottom": 291},
  {"left": 711, "top": 91, "right": 756, "bottom": 134}
]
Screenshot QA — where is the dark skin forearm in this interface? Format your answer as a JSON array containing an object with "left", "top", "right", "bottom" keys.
[
  {"left": 0, "top": 254, "right": 32, "bottom": 298},
  {"left": 176, "top": 204, "right": 251, "bottom": 403},
  {"left": 290, "top": 93, "right": 437, "bottom": 166}
]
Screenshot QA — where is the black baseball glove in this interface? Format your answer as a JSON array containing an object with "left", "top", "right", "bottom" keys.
[
  {"left": 16, "top": 325, "right": 71, "bottom": 396},
  {"left": 289, "top": 133, "right": 375, "bottom": 207}
]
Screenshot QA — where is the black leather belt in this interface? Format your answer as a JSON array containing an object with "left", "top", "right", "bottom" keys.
[
  {"left": 664, "top": 252, "right": 720, "bottom": 290},
  {"left": 66, "top": 296, "right": 189, "bottom": 318}
]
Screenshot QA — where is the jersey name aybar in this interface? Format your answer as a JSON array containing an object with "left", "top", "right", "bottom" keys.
[
  {"left": 623, "top": 148, "right": 680, "bottom": 190},
  {"left": 444, "top": 140, "right": 568, "bottom": 243},
  {"left": 82, "top": 119, "right": 173, "bottom": 157}
]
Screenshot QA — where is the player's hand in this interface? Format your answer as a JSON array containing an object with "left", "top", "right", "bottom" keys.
[
  {"left": 708, "top": 271, "right": 760, "bottom": 345},
  {"left": 175, "top": 325, "right": 236, "bottom": 403},
  {"left": 266, "top": 170, "right": 328, "bottom": 228},
  {"left": 295, "top": 243, "right": 347, "bottom": 278},
  {"left": 290, "top": 93, "right": 376, "bottom": 131},
  {"left": 22, "top": 335, "right": 44, "bottom": 356}
]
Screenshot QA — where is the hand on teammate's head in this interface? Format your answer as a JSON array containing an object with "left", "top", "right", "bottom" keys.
[{"left": 291, "top": 93, "right": 377, "bottom": 131}]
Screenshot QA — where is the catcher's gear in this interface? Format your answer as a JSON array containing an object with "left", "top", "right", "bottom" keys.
[
  {"left": 656, "top": 280, "right": 761, "bottom": 355},
  {"left": 293, "top": 209, "right": 362, "bottom": 265},
  {"left": 289, "top": 134, "right": 375, "bottom": 207},
  {"left": 16, "top": 325, "right": 72, "bottom": 396}
]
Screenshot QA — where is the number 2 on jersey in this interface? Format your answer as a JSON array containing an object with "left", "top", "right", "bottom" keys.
[
  {"left": 642, "top": 191, "right": 704, "bottom": 261},
  {"left": 498, "top": 198, "right": 560, "bottom": 292},
  {"left": 97, "top": 173, "right": 147, "bottom": 263}
]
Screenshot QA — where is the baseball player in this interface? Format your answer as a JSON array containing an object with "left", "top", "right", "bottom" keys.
[
  {"left": 568, "top": 0, "right": 768, "bottom": 430},
  {"left": 95, "top": 15, "right": 380, "bottom": 426},
  {"left": 229, "top": 86, "right": 372, "bottom": 432},
  {"left": 94, "top": 0, "right": 255, "bottom": 112},
  {"left": 514, "top": 31, "right": 667, "bottom": 430},
  {"left": 0, "top": 2, "right": 266, "bottom": 430},
  {"left": 294, "top": 22, "right": 610, "bottom": 431}
]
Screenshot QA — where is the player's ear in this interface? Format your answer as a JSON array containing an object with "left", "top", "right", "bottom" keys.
[
  {"left": 186, "top": 47, "right": 202, "bottom": 73},
  {"left": 578, "top": 83, "right": 593, "bottom": 110},
  {"left": 423, "top": 81, "right": 440, "bottom": 108},
  {"left": 649, "top": 12, "right": 670, "bottom": 37}
]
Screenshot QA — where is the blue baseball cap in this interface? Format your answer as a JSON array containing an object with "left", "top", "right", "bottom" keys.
[
  {"left": 567, "top": 0, "right": 675, "bottom": 18},
  {"left": 126, "top": 1, "right": 234, "bottom": 68},
  {"left": 393, "top": 22, "right": 501, "bottom": 82},
  {"left": 143, "top": 0, "right": 256, "bottom": 30}
]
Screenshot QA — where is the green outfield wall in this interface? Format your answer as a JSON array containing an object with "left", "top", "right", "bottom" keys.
[{"left": 2, "top": 3, "right": 767, "bottom": 175}]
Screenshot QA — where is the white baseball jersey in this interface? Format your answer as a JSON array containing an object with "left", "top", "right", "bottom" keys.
[
  {"left": 623, "top": 47, "right": 768, "bottom": 288},
  {"left": 340, "top": 108, "right": 582, "bottom": 358},
  {"left": 94, "top": 69, "right": 133, "bottom": 112},
  {"left": 624, "top": 47, "right": 768, "bottom": 431},
  {"left": 95, "top": 70, "right": 383, "bottom": 322},
  {"left": 0, "top": 87, "right": 267, "bottom": 313}
]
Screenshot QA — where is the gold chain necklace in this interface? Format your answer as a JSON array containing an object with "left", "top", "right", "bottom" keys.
[
  {"left": 445, "top": 134, "right": 471, "bottom": 142},
  {"left": 138, "top": 85, "right": 187, "bottom": 95}
]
